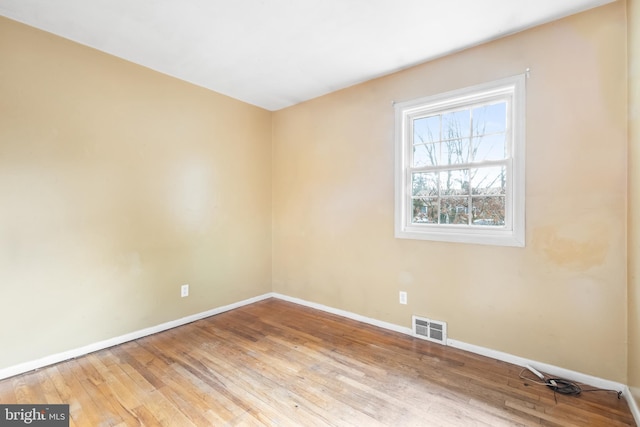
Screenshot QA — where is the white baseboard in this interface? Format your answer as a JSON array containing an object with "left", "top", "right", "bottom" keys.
[
  {"left": 272, "top": 293, "right": 639, "bottom": 425},
  {"left": 446, "top": 339, "right": 626, "bottom": 393},
  {"left": 2, "top": 291, "right": 639, "bottom": 426},
  {"left": 272, "top": 293, "right": 413, "bottom": 336},
  {"left": 0, "top": 293, "right": 273, "bottom": 381},
  {"left": 624, "top": 387, "right": 640, "bottom": 425}
]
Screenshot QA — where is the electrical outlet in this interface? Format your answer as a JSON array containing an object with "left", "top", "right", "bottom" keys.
[
  {"left": 181, "top": 284, "right": 189, "bottom": 298},
  {"left": 399, "top": 291, "right": 407, "bottom": 305}
]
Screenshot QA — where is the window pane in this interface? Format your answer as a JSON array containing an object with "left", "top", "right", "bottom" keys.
[
  {"left": 440, "top": 197, "right": 469, "bottom": 224},
  {"left": 413, "top": 116, "right": 440, "bottom": 144},
  {"left": 472, "top": 196, "right": 505, "bottom": 226},
  {"left": 472, "top": 133, "right": 506, "bottom": 162},
  {"left": 412, "top": 172, "right": 438, "bottom": 196},
  {"left": 441, "top": 138, "right": 471, "bottom": 165},
  {"left": 395, "top": 75, "right": 524, "bottom": 245},
  {"left": 412, "top": 198, "right": 438, "bottom": 224},
  {"left": 440, "top": 169, "right": 470, "bottom": 196},
  {"left": 471, "top": 166, "right": 506, "bottom": 195},
  {"left": 413, "top": 144, "right": 438, "bottom": 167},
  {"left": 442, "top": 110, "right": 471, "bottom": 139},
  {"left": 473, "top": 102, "right": 506, "bottom": 136}
]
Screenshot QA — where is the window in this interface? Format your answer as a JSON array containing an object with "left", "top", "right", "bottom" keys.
[{"left": 394, "top": 75, "right": 525, "bottom": 246}]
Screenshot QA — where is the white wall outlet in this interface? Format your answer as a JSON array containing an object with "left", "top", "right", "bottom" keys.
[
  {"left": 399, "top": 291, "right": 407, "bottom": 305},
  {"left": 181, "top": 284, "right": 189, "bottom": 298}
]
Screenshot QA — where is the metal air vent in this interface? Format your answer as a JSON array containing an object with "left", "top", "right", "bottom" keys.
[{"left": 412, "top": 315, "right": 447, "bottom": 345}]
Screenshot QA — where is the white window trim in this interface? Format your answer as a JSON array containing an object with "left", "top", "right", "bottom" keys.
[{"left": 394, "top": 74, "right": 526, "bottom": 247}]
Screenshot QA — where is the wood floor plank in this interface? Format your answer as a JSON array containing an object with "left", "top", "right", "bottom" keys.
[
  {"left": 0, "top": 298, "right": 635, "bottom": 426},
  {"left": 57, "top": 359, "right": 113, "bottom": 427}
]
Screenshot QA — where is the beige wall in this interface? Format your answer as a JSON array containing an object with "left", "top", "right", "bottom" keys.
[
  {"left": 629, "top": 0, "right": 640, "bottom": 407},
  {"left": 0, "top": 17, "right": 272, "bottom": 369},
  {"left": 273, "top": 2, "right": 628, "bottom": 382},
  {"left": 0, "top": 2, "right": 633, "bottom": 388}
]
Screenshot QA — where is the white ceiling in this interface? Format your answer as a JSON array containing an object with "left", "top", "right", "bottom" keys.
[{"left": 0, "top": 0, "right": 615, "bottom": 111}]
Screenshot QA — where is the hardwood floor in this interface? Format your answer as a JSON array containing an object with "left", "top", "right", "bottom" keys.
[{"left": 0, "top": 298, "right": 635, "bottom": 426}]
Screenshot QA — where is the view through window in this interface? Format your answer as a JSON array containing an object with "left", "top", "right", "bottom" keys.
[{"left": 395, "top": 75, "right": 525, "bottom": 246}]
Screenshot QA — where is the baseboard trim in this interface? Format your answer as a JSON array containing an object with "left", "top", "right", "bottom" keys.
[
  {"left": 0, "top": 293, "right": 273, "bottom": 381},
  {"left": 446, "top": 339, "right": 626, "bottom": 393},
  {"left": 624, "top": 387, "right": 640, "bottom": 425},
  {"left": 272, "top": 293, "right": 413, "bottom": 336},
  {"left": 272, "top": 293, "right": 639, "bottom": 425},
  {"left": 2, "top": 291, "right": 638, "bottom": 426}
]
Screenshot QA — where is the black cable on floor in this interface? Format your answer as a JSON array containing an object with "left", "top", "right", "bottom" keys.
[
  {"left": 545, "top": 378, "right": 582, "bottom": 395},
  {"left": 519, "top": 368, "right": 622, "bottom": 401}
]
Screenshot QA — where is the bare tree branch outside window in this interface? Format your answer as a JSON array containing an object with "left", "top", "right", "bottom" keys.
[{"left": 411, "top": 102, "right": 507, "bottom": 227}]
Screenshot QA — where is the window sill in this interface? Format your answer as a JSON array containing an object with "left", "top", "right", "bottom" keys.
[{"left": 395, "top": 225, "right": 525, "bottom": 247}]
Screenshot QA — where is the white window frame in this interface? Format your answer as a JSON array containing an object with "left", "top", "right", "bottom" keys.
[{"left": 394, "top": 75, "right": 525, "bottom": 247}]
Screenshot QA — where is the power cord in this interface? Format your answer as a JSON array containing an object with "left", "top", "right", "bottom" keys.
[{"left": 519, "top": 367, "right": 622, "bottom": 403}]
